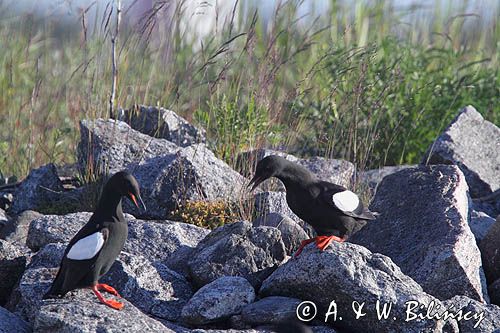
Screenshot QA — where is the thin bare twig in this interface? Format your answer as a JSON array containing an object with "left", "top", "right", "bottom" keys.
[{"left": 109, "top": 0, "right": 122, "bottom": 119}]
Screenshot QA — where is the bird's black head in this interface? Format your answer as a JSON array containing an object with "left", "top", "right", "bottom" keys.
[
  {"left": 248, "top": 155, "right": 287, "bottom": 191},
  {"left": 106, "top": 171, "right": 146, "bottom": 210}
]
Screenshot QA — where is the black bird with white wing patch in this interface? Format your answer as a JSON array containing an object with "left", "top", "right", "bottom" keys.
[
  {"left": 43, "top": 171, "right": 146, "bottom": 310},
  {"left": 249, "top": 155, "right": 376, "bottom": 256}
]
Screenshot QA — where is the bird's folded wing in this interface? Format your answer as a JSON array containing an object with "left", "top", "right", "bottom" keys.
[
  {"left": 66, "top": 230, "right": 107, "bottom": 260},
  {"left": 319, "top": 183, "right": 376, "bottom": 220}
]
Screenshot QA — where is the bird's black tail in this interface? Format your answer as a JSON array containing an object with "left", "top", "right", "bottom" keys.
[{"left": 42, "top": 268, "right": 65, "bottom": 299}]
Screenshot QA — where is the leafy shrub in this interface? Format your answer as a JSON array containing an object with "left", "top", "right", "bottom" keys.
[{"left": 170, "top": 200, "right": 238, "bottom": 229}]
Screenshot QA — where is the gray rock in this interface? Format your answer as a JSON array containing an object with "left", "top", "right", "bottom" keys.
[
  {"left": 252, "top": 213, "right": 308, "bottom": 255},
  {"left": 254, "top": 191, "right": 313, "bottom": 236},
  {"left": 489, "top": 279, "right": 500, "bottom": 306},
  {"left": 472, "top": 196, "right": 499, "bottom": 218},
  {"left": 0, "top": 306, "right": 31, "bottom": 333},
  {"left": 78, "top": 119, "right": 245, "bottom": 219},
  {"left": 443, "top": 296, "right": 500, "bottom": 333},
  {"left": 358, "top": 165, "right": 415, "bottom": 195},
  {"left": 181, "top": 276, "right": 255, "bottom": 326},
  {"left": 78, "top": 118, "right": 180, "bottom": 175},
  {"left": 10, "top": 164, "right": 65, "bottom": 215},
  {"left": 26, "top": 212, "right": 209, "bottom": 276},
  {"left": 26, "top": 212, "right": 93, "bottom": 251},
  {"left": 118, "top": 105, "right": 206, "bottom": 147},
  {"left": 479, "top": 215, "right": 500, "bottom": 283},
  {"left": 1, "top": 210, "right": 42, "bottom": 246},
  {"left": 101, "top": 251, "right": 193, "bottom": 322},
  {"left": 237, "top": 149, "right": 354, "bottom": 189},
  {"left": 295, "top": 157, "right": 354, "bottom": 189},
  {"left": 470, "top": 210, "right": 496, "bottom": 242},
  {"left": 260, "top": 241, "right": 458, "bottom": 332},
  {"left": 254, "top": 192, "right": 299, "bottom": 223},
  {"left": 422, "top": 105, "right": 500, "bottom": 198},
  {"left": 352, "top": 165, "right": 488, "bottom": 302},
  {"left": 241, "top": 296, "right": 302, "bottom": 326},
  {"left": 126, "top": 219, "right": 210, "bottom": 277},
  {"left": 188, "top": 221, "right": 287, "bottom": 288},
  {"left": 9, "top": 243, "right": 66, "bottom": 322},
  {"left": 0, "top": 240, "right": 29, "bottom": 306},
  {"left": 33, "top": 291, "right": 174, "bottom": 333}
]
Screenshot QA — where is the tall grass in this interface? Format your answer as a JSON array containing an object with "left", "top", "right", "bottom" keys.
[{"left": 0, "top": 0, "right": 498, "bottom": 180}]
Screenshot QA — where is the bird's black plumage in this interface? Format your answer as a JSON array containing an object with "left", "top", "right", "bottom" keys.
[
  {"left": 249, "top": 155, "right": 376, "bottom": 241},
  {"left": 43, "top": 171, "right": 145, "bottom": 307}
]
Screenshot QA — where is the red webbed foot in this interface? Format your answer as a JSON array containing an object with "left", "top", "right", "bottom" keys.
[
  {"left": 294, "top": 235, "right": 348, "bottom": 256},
  {"left": 294, "top": 238, "right": 316, "bottom": 257},
  {"left": 96, "top": 283, "right": 121, "bottom": 297},
  {"left": 315, "top": 235, "right": 347, "bottom": 251},
  {"left": 92, "top": 285, "right": 124, "bottom": 310}
]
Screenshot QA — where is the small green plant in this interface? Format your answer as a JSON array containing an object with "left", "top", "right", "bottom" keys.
[{"left": 170, "top": 200, "right": 238, "bottom": 229}]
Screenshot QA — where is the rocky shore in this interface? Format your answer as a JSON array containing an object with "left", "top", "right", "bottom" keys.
[{"left": 1, "top": 105, "right": 499, "bottom": 333}]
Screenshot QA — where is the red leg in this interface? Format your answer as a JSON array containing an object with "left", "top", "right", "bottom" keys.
[
  {"left": 96, "top": 283, "right": 121, "bottom": 297},
  {"left": 315, "top": 235, "right": 348, "bottom": 251},
  {"left": 294, "top": 238, "right": 317, "bottom": 257},
  {"left": 91, "top": 285, "right": 124, "bottom": 310}
]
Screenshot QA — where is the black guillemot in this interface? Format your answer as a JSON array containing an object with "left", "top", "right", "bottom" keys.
[
  {"left": 43, "top": 171, "right": 146, "bottom": 310},
  {"left": 249, "top": 155, "right": 376, "bottom": 256}
]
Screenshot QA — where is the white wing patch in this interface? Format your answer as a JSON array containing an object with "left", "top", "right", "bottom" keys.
[
  {"left": 66, "top": 232, "right": 105, "bottom": 260},
  {"left": 332, "top": 190, "right": 360, "bottom": 212}
]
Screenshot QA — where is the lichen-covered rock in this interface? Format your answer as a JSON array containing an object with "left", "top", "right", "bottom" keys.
[
  {"left": 26, "top": 212, "right": 209, "bottom": 276},
  {"left": 118, "top": 105, "right": 206, "bottom": 147},
  {"left": 10, "top": 164, "right": 65, "bottom": 215},
  {"left": 78, "top": 119, "right": 245, "bottom": 219},
  {"left": 0, "top": 306, "right": 31, "bottom": 333},
  {"left": 188, "top": 221, "right": 287, "bottom": 288},
  {"left": 479, "top": 215, "right": 500, "bottom": 284},
  {"left": 252, "top": 213, "right": 308, "bottom": 255},
  {"left": 0, "top": 240, "right": 29, "bottom": 306},
  {"left": 180, "top": 276, "right": 255, "bottom": 326},
  {"left": 443, "top": 296, "right": 500, "bottom": 333},
  {"left": 352, "top": 165, "right": 488, "bottom": 302},
  {"left": 422, "top": 105, "right": 500, "bottom": 198},
  {"left": 260, "top": 242, "right": 458, "bottom": 333},
  {"left": 241, "top": 296, "right": 302, "bottom": 326},
  {"left": 102, "top": 252, "right": 193, "bottom": 321}
]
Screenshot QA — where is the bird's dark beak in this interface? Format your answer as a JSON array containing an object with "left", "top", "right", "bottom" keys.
[
  {"left": 247, "top": 175, "right": 264, "bottom": 192},
  {"left": 129, "top": 193, "right": 147, "bottom": 211}
]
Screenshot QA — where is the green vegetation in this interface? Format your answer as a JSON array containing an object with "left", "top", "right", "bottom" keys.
[{"left": 0, "top": 0, "right": 498, "bottom": 180}]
